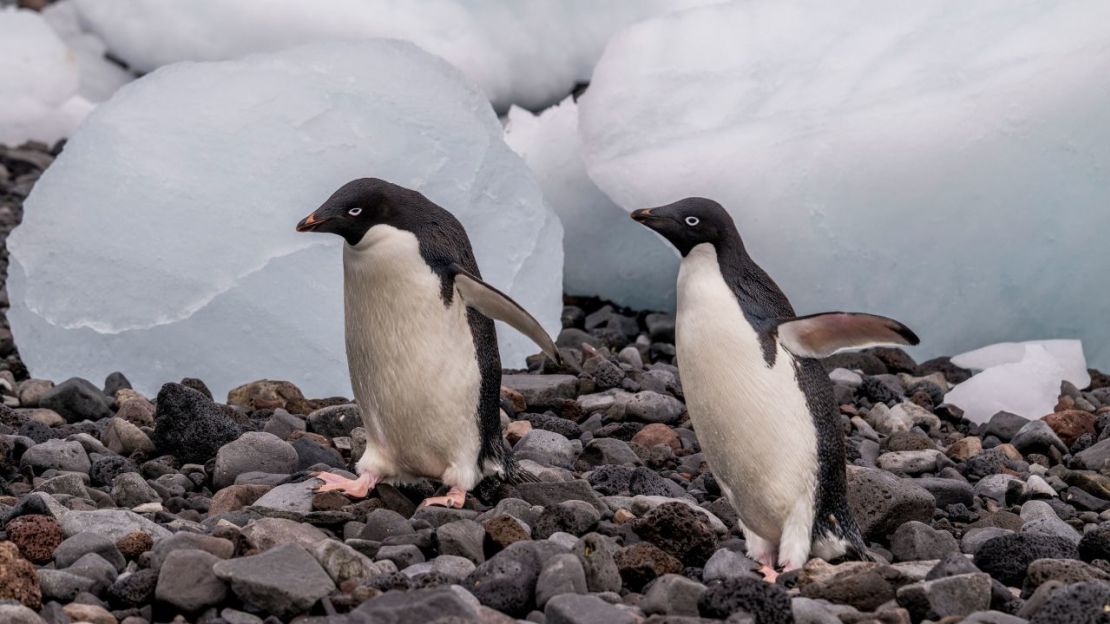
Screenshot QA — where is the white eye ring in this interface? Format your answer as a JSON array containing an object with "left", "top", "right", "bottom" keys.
[
  {"left": 685, "top": 216, "right": 700, "bottom": 226},
  {"left": 348, "top": 207, "right": 362, "bottom": 216}
]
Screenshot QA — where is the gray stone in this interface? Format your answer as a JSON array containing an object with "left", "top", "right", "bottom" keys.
[
  {"left": 37, "top": 568, "right": 96, "bottom": 602},
  {"left": 640, "top": 573, "right": 706, "bottom": 616},
  {"left": 791, "top": 596, "right": 845, "bottom": 624},
  {"left": 150, "top": 532, "right": 235, "bottom": 570},
  {"left": 1020, "top": 500, "right": 1081, "bottom": 544},
  {"left": 1075, "top": 437, "right": 1110, "bottom": 470},
  {"left": 410, "top": 505, "right": 480, "bottom": 528},
  {"left": 0, "top": 604, "right": 46, "bottom": 624},
  {"left": 891, "top": 521, "right": 960, "bottom": 562},
  {"left": 846, "top": 465, "right": 935, "bottom": 541},
  {"left": 914, "top": 477, "right": 975, "bottom": 508},
  {"left": 961, "top": 527, "right": 1014, "bottom": 555},
  {"left": 896, "top": 572, "right": 992, "bottom": 619},
  {"left": 34, "top": 473, "right": 88, "bottom": 498},
  {"left": 219, "top": 609, "right": 265, "bottom": 624},
  {"left": 1011, "top": 420, "right": 1067, "bottom": 454},
  {"left": 501, "top": 374, "right": 578, "bottom": 410},
  {"left": 349, "top": 586, "right": 478, "bottom": 624},
  {"left": 103, "top": 417, "right": 155, "bottom": 455},
  {"left": 436, "top": 519, "right": 485, "bottom": 564},
  {"left": 465, "top": 540, "right": 567, "bottom": 616},
  {"left": 213, "top": 543, "right": 336, "bottom": 618},
  {"left": 703, "top": 548, "right": 760, "bottom": 583},
  {"left": 263, "top": 409, "right": 306, "bottom": 440},
  {"left": 577, "top": 438, "right": 642, "bottom": 468},
  {"left": 111, "top": 472, "right": 161, "bottom": 508},
  {"left": 572, "top": 533, "right": 621, "bottom": 593},
  {"left": 611, "top": 391, "right": 685, "bottom": 424},
  {"left": 250, "top": 479, "right": 315, "bottom": 514},
  {"left": 360, "top": 508, "right": 414, "bottom": 541},
  {"left": 155, "top": 549, "right": 227, "bottom": 612},
  {"left": 54, "top": 531, "right": 126, "bottom": 570},
  {"left": 536, "top": 553, "right": 588, "bottom": 608},
  {"left": 983, "top": 412, "right": 1030, "bottom": 441},
  {"left": 59, "top": 509, "right": 171, "bottom": 540},
  {"left": 519, "top": 479, "right": 607, "bottom": 514},
  {"left": 545, "top": 593, "right": 638, "bottom": 624},
  {"left": 21, "top": 438, "right": 90, "bottom": 474},
  {"left": 961, "top": 612, "right": 1029, "bottom": 624},
  {"left": 40, "top": 378, "right": 112, "bottom": 423},
  {"left": 213, "top": 431, "right": 298, "bottom": 488},
  {"left": 534, "top": 500, "right": 601, "bottom": 538},
  {"left": 877, "top": 450, "right": 944, "bottom": 475},
  {"left": 240, "top": 516, "right": 327, "bottom": 551},
  {"left": 975, "top": 474, "right": 1023, "bottom": 502},
  {"left": 629, "top": 496, "right": 729, "bottom": 534},
  {"left": 305, "top": 404, "right": 361, "bottom": 438},
  {"left": 309, "top": 538, "right": 381, "bottom": 584},
  {"left": 376, "top": 544, "right": 425, "bottom": 568},
  {"left": 430, "top": 554, "right": 476, "bottom": 583},
  {"left": 66, "top": 551, "right": 118, "bottom": 594},
  {"left": 515, "top": 429, "right": 577, "bottom": 469}
]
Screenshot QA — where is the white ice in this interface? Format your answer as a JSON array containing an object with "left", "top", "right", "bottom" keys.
[
  {"left": 8, "top": 40, "right": 564, "bottom": 399},
  {"left": 505, "top": 98, "right": 678, "bottom": 311},
  {"left": 41, "top": 1, "right": 135, "bottom": 103},
  {"left": 66, "top": 0, "right": 713, "bottom": 112},
  {"left": 0, "top": 7, "right": 92, "bottom": 146},
  {"left": 945, "top": 342, "right": 1084, "bottom": 423},
  {"left": 577, "top": 0, "right": 1110, "bottom": 370}
]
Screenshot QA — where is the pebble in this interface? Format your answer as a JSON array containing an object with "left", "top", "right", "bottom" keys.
[
  {"left": 213, "top": 431, "right": 298, "bottom": 488},
  {"left": 154, "top": 549, "right": 227, "bottom": 612}
]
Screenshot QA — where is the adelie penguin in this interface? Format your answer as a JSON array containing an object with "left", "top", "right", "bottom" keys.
[
  {"left": 632, "top": 198, "right": 920, "bottom": 581},
  {"left": 296, "top": 178, "right": 560, "bottom": 508}
]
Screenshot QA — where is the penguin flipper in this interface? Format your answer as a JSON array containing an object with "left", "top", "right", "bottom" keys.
[
  {"left": 776, "top": 312, "right": 919, "bottom": 359},
  {"left": 450, "top": 264, "right": 562, "bottom": 364}
]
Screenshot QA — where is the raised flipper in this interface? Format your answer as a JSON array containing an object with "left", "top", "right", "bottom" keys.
[
  {"left": 776, "top": 312, "right": 919, "bottom": 359},
  {"left": 450, "top": 264, "right": 562, "bottom": 364}
]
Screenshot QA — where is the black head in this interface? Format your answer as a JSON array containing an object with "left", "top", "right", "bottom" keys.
[
  {"left": 630, "top": 197, "right": 738, "bottom": 256},
  {"left": 296, "top": 178, "right": 408, "bottom": 246}
]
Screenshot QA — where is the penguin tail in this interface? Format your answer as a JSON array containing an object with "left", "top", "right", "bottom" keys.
[{"left": 500, "top": 455, "right": 540, "bottom": 485}]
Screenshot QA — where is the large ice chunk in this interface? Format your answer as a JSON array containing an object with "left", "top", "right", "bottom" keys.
[
  {"left": 67, "top": 0, "right": 712, "bottom": 111},
  {"left": 0, "top": 7, "right": 92, "bottom": 146},
  {"left": 41, "top": 1, "right": 135, "bottom": 103},
  {"left": 505, "top": 98, "right": 677, "bottom": 311},
  {"left": 945, "top": 341, "right": 1087, "bottom": 423},
  {"left": 578, "top": 1, "right": 1110, "bottom": 369},
  {"left": 8, "top": 40, "right": 563, "bottom": 399}
]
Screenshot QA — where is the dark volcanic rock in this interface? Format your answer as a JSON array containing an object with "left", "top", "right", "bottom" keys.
[
  {"left": 1029, "top": 581, "right": 1110, "bottom": 624},
  {"left": 465, "top": 540, "right": 563, "bottom": 617},
  {"left": 846, "top": 465, "right": 936, "bottom": 541},
  {"left": 351, "top": 587, "right": 478, "bottom": 623},
  {"left": 973, "top": 532, "right": 1078, "bottom": 586},
  {"left": 614, "top": 542, "right": 683, "bottom": 591},
  {"left": 152, "top": 383, "right": 242, "bottom": 464},
  {"left": 39, "top": 378, "right": 112, "bottom": 423},
  {"left": 698, "top": 576, "right": 793, "bottom": 623},
  {"left": 1078, "top": 524, "right": 1110, "bottom": 562},
  {"left": 630, "top": 501, "right": 718, "bottom": 566}
]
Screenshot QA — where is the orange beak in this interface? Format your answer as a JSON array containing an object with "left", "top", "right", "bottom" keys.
[
  {"left": 296, "top": 211, "right": 329, "bottom": 232},
  {"left": 630, "top": 208, "right": 654, "bottom": 223}
]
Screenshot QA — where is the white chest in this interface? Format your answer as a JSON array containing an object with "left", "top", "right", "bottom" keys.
[
  {"left": 675, "top": 244, "right": 818, "bottom": 541},
  {"left": 341, "top": 225, "right": 482, "bottom": 478}
]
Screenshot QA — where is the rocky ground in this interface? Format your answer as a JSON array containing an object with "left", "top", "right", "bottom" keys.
[{"left": 3, "top": 142, "right": 1110, "bottom": 624}]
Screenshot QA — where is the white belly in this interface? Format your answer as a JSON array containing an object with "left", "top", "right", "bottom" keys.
[
  {"left": 676, "top": 244, "right": 817, "bottom": 543},
  {"left": 343, "top": 225, "right": 482, "bottom": 484}
]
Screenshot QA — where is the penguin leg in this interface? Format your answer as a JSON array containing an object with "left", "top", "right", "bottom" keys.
[
  {"left": 418, "top": 461, "right": 480, "bottom": 508},
  {"left": 312, "top": 470, "right": 378, "bottom": 498},
  {"left": 737, "top": 518, "right": 779, "bottom": 580},
  {"left": 777, "top": 497, "right": 817, "bottom": 572}
]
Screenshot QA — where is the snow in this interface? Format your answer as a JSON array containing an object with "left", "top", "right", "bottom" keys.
[
  {"left": 505, "top": 98, "right": 678, "bottom": 311},
  {"left": 67, "top": 0, "right": 714, "bottom": 112},
  {"left": 945, "top": 341, "right": 1087, "bottom": 423},
  {"left": 7, "top": 40, "right": 564, "bottom": 399},
  {"left": 0, "top": 7, "right": 93, "bottom": 146},
  {"left": 577, "top": 0, "right": 1110, "bottom": 371}
]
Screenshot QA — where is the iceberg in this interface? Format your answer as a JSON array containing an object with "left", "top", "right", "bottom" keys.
[
  {"left": 66, "top": 0, "right": 713, "bottom": 111},
  {"left": 505, "top": 98, "right": 678, "bottom": 311},
  {"left": 577, "top": 0, "right": 1110, "bottom": 370},
  {"left": 946, "top": 341, "right": 1087, "bottom": 423},
  {"left": 0, "top": 7, "right": 93, "bottom": 146},
  {"left": 41, "top": 1, "right": 135, "bottom": 103},
  {"left": 8, "top": 40, "right": 563, "bottom": 399}
]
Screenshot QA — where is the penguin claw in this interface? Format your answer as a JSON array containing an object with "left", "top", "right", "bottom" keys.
[
  {"left": 311, "top": 471, "right": 376, "bottom": 498},
  {"left": 758, "top": 564, "right": 780, "bottom": 583},
  {"left": 419, "top": 487, "right": 467, "bottom": 509}
]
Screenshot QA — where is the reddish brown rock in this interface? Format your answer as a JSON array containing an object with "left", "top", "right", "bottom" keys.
[
  {"left": 117, "top": 531, "right": 154, "bottom": 559},
  {"left": 500, "top": 386, "right": 527, "bottom": 414},
  {"left": 227, "top": 379, "right": 312, "bottom": 414},
  {"left": 946, "top": 436, "right": 983, "bottom": 461},
  {"left": 613, "top": 542, "right": 683, "bottom": 591},
  {"left": 613, "top": 508, "right": 635, "bottom": 525},
  {"left": 1043, "top": 410, "right": 1097, "bottom": 446},
  {"left": 504, "top": 420, "right": 532, "bottom": 445},
  {"left": 5, "top": 515, "right": 63, "bottom": 564},
  {"left": 995, "top": 444, "right": 1023, "bottom": 462},
  {"left": 312, "top": 491, "right": 349, "bottom": 511},
  {"left": 63, "top": 603, "right": 116, "bottom": 624},
  {"left": 0, "top": 541, "right": 41, "bottom": 608},
  {"left": 482, "top": 514, "right": 531, "bottom": 551},
  {"left": 1055, "top": 395, "right": 1076, "bottom": 412},
  {"left": 289, "top": 430, "right": 331, "bottom": 447},
  {"left": 208, "top": 484, "right": 272, "bottom": 515},
  {"left": 631, "top": 423, "right": 681, "bottom": 452}
]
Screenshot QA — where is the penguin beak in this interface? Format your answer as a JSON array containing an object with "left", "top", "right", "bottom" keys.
[
  {"left": 296, "top": 211, "right": 329, "bottom": 232},
  {"left": 630, "top": 208, "right": 655, "bottom": 223}
]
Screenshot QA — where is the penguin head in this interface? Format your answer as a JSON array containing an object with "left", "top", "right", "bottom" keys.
[
  {"left": 631, "top": 197, "right": 736, "bottom": 256},
  {"left": 297, "top": 178, "right": 401, "bottom": 246}
]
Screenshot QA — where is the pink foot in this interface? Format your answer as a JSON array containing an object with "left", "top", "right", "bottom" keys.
[
  {"left": 419, "top": 486, "right": 467, "bottom": 509},
  {"left": 312, "top": 471, "right": 377, "bottom": 498},
  {"left": 759, "top": 564, "right": 779, "bottom": 583}
]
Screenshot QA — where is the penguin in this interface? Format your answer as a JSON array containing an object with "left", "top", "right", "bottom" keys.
[
  {"left": 631, "top": 198, "right": 919, "bottom": 580},
  {"left": 296, "top": 178, "right": 560, "bottom": 508}
]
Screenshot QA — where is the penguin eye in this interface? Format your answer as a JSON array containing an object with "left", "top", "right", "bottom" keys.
[
  {"left": 348, "top": 207, "right": 363, "bottom": 217},
  {"left": 685, "top": 216, "right": 700, "bottom": 227}
]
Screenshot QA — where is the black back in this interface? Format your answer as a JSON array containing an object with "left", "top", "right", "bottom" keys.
[{"left": 302, "top": 179, "right": 508, "bottom": 473}]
